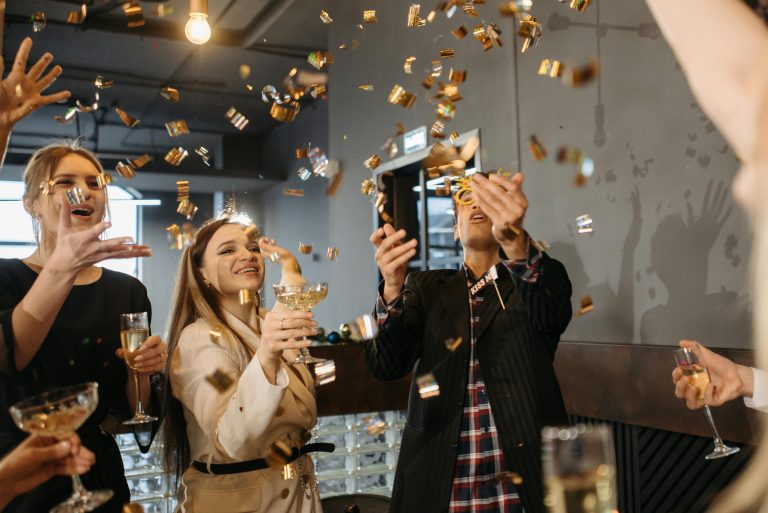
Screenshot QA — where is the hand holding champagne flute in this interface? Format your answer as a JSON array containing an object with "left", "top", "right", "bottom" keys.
[{"left": 120, "top": 312, "right": 158, "bottom": 425}]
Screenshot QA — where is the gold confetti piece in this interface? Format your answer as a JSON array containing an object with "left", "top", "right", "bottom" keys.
[
  {"left": 327, "top": 246, "right": 339, "bottom": 261},
  {"left": 388, "top": 85, "right": 417, "bottom": 109},
  {"left": 452, "top": 25, "right": 468, "bottom": 39},
  {"left": 153, "top": 4, "right": 174, "bottom": 16},
  {"left": 39, "top": 180, "right": 54, "bottom": 196},
  {"left": 440, "top": 48, "right": 455, "bottom": 58},
  {"left": 431, "top": 60, "right": 443, "bottom": 78},
  {"left": 115, "top": 162, "right": 136, "bottom": 179},
  {"left": 205, "top": 369, "right": 235, "bottom": 393},
  {"left": 431, "top": 120, "right": 447, "bottom": 139},
  {"left": 360, "top": 178, "right": 378, "bottom": 196},
  {"left": 366, "top": 418, "right": 387, "bottom": 435},
  {"left": 65, "top": 187, "right": 86, "bottom": 206},
  {"left": 94, "top": 75, "right": 113, "bottom": 89},
  {"left": 358, "top": 84, "right": 374, "bottom": 92},
  {"left": 66, "top": 3, "right": 86, "bottom": 24},
  {"left": 265, "top": 251, "right": 280, "bottom": 263},
  {"left": 404, "top": 56, "right": 416, "bottom": 74},
  {"left": 160, "top": 86, "right": 180, "bottom": 103},
  {"left": 296, "top": 147, "right": 309, "bottom": 158},
  {"left": 570, "top": 0, "right": 591, "bottom": 12},
  {"left": 422, "top": 76, "right": 435, "bottom": 90},
  {"left": 165, "top": 147, "right": 188, "bottom": 166},
  {"left": 308, "top": 51, "right": 334, "bottom": 70},
  {"left": 308, "top": 147, "right": 329, "bottom": 176},
  {"left": 449, "top": 131, "right": 460, "bottom": 143},
  {"left": 239, "top": 64, "right": 251, "bottom": 81},
  {"left": 444, "top": 336, "right": 463, "bottom": 351},
  {"left": 326, "top": 170, "right": 344, "bottom": 197},
  {"left": 437, "top": 82, "right": 462, "bottom": 101},
  {"left": 114, "top": 107, "right": 140, "bottom": 128},
  {"left": 123, "top": 503, "right": 145, "bottom": 513},
  {"left": 209, "top": 326, "right": 222, "bottom": 342},
  {"left": 195, "top": 147, "right": 212, "bottom": 166},
  {"left": 363, "top": 10, "right": 377, "bottom": 23},
  {"left": 297, "top": 167, "right": 312, "bottom": 181},
  {"left": 464, "top": 2, "right": 479, "bottom": 16},
  {"left": 30, "top": 12, "right": 46, "bottom": 32},
  {"left": 349, "top": 314, "right": 377, "bottom": 341},
  {"left": 96, "top": 173, "right": 112, "bottom": 189},
  {"left": 339, "top": 40, "right": 360, "bottom": 50},
  {"left": 382, "top": 136, "right": 398, "bottom": 158},
  {"left": 281, "top": 463, "right": 296, "bottom": 480},
  {"left": 563, "top": 61, "right": 599, "bottom": 87},
  {"left": 576, "top": 295, "right": 594, "bottom": 316},
  {"left": 436, "top": 102, "right": 456, "bottom": 120},
  {"left": 261, "top": 85, "right": 278, "bottom": 103},
  {"left": 54, "top": 106, "right": 77, "bottom": 124},
  {"left": 176, "top": 180, "right": 190, "bottom": 202},
  {"left": 528, "top": 135, "right": 547, "bottom": 161},
  {"left": 76, "top": 93, "right": 99, "bottom": 113},
  {"left": 225, "top": 107, "right": 250, "bottom": 130},
  {"left": 556, "top": 146, "right": 582, "bottom": 165},
  {"left": 320, "top": 10, "right": 333, "bottom": 23},
  {"left": 311, "top": 84, "right": 327, "bottom": 99},
  {"left": 499, "top": 1, "right": 518, "bottom": 16},
  {"left": 298, "top": 242, "right": 312, "bottom": 254},
  {"left": 265, "top": 440, "right": 293, "bottom": 468},
  {"left": 283, "top": 188, "right": 304, "bottom": 197},
  {"left": 407, "top": 4, "right": 425, "bottom": 27},
  {"left": 127, "top": 154, "right": 150, "bottom": 169},
  {"left": 417, "top": 373, "right": 440, "bottom": 399},
  {"left": 177, "top": 199, "right": 198, "bottom": 219},
  {"left": 576, "top": 214, "right": 593, "bottom": 234},
  {"left": 364, "top": 154, "right": 382, "bottom": 170},
  {"left": 375, "top": 192, "right": 394, "bottom": 224},
  {"left": 532, "top": 239, "right": 550, "bottom": 252},
  {"left": 123, "top": 1, "right": 145, "bottom": 28},
  {"left": 518, "top": 15, "right": 542, "bottom": 53},
  {"left": 166, "top": 224, "right": 181, "bottom": 238},
  {"left": 538, "top": 58, "right": 563, "bottom": 78},
  {"left": 449, "top": 69, "right": 467, "bottom": 83},
  {"left": 239, "top": 289, "right": 253, "bottom": 305},
  {"left": 396, "top": 123, "right": 406, "bottom": 135},
  {"left": 270, "top": 102, "right": 300, "bottom": 122},
  {"left": 314, "top": 359, "right": 336, "bottom": 385},
  {"left": 242, "top": 224, "right": 260, "bottom": 238},
  {"left": 435, "top": 176, "right": 452, "bottom": 195},
  {"left": 165, "top": 120, "right": 189, "bottom": 137}
]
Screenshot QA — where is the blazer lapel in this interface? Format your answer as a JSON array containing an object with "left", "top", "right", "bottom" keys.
[
  {"left": 475, "top": 267, "right": 516, "bottom": 341},
  {"left": 437, "top": 270, "right": 471, "bottom": 346}
]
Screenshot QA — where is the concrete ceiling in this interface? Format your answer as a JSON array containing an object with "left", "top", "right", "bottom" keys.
[{"left": 1, "top": 0, "right": 329, "bottom": 192}]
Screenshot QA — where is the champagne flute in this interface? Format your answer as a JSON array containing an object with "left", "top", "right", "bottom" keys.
[
  {"left": 272, "top": 281, "right": 328, "bottom": 365},
  {"left": 9, "top": 382, "right": 113, "bottom": 513},
  {"left": 542, "top": 424, "right": 618, "bottom": 513},
  {"left": 120, "top": 312, "right": 158, "bottom": 425},
  {"left": 673, "top": 347, "right": 740, "bottom": 459}
]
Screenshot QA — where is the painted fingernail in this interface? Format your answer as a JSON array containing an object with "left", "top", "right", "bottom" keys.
[{"left": 134, "top": 355, "right": 143, "bottom": 361}]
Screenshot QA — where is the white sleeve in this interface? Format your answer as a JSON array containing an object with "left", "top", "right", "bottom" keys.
[
  {"left": 171, "top": 324, "right": 290, "bottom": 460},
  {"left": 743, "top": 367, "right": 768, "bottom": 412}
]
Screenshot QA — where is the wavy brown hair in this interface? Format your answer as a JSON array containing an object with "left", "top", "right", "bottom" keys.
[{"left": 161, "top": 218, "right": 261, "bottom": 485}]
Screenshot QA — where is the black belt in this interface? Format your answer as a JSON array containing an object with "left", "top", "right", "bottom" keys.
[{"left": 192, "top": 442, "right": 335, "bottom": 475}]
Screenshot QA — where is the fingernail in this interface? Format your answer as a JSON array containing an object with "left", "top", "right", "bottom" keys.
[{"left": 135, "top": 355, "right": 143, "bottom": 361}]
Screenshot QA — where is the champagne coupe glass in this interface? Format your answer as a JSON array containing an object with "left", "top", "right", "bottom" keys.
[
  {"left": 542, "top": 424, "right": 618, "bottom": 513},
  {"left": 673, "top": 348, "right": 740, "bottom": 459},
  {"left": 120, "top": 312, "right": 158, "bottom": 425},
  {"left": 273, "top": 281, "right": 328, "bottom": 365},
  {"left": 9, "top": 382, "right": 113, "bottom": 513}
]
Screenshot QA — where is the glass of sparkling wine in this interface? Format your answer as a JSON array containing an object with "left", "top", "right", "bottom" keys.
[
  {"left": 542, "top": 424, "right": 618, "bottom": 513},
  {"left": 673, "top": 347, "right": 740, "bottom": 459},
  {"left": 120, "top": 312, "right": 158, "bottom": 425},
  {"left": 273, "top": 281, "right": 328, "bottom": 365},
  {"left": 9, "top": 382, "right": 113, "bottom": 513}
]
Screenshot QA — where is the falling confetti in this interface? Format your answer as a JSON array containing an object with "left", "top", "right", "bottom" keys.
[
  {"left": 114, "top": 108, "right": 140, "bottom": 128},
  {"left": 30, "top": 12, "right": 46, "bottom": 32},
  {"left": 417, "top": 373, "right": 440, "bottom": 399},
  {"left": 576, "top": 214, "right": 593, "bottom": 234},
  {"left": 165, "top": 120, "right": 190, "bottom": 137}
]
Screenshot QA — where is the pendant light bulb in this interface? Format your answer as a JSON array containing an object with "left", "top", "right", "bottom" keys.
[{"left": 186, "top": 0, "right": 211, "bottom": 45}]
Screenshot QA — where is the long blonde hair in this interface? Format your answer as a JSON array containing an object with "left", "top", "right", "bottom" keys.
[{"left": 161, "top": 218, "right": 261, "bottom": 483}]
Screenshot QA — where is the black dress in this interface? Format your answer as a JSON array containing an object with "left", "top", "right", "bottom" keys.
[{"left": 0, "top": 258, "right": 153, "bottom": 513}]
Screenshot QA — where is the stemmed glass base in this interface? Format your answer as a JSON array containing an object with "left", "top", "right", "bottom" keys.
[
  {"left": 51, "top": 487, "right": 113, "bottom": 513},
  {"left": 292, "top": 348, "right": 327, "bottom": 366},
  {"left": 705, "top": 443, "right": 740, "bottom": 460},
  {"left": 123, "top": 413, "right": 158, "bottom": 426}
]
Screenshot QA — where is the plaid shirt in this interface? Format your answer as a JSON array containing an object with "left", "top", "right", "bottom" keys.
[{"left": 376, "top": 237, "right": 542, "bottom": 512}]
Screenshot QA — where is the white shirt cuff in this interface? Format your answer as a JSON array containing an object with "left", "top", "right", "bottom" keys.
[{"left": 744, "top": 367, "right": 768, "bottom": 412}]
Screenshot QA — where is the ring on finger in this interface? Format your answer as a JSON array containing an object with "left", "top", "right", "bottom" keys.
[{"left": 280, "top": 318, "right": 285, "bottom": 329}]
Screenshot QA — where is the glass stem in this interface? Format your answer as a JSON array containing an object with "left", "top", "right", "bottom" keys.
[
  {"left": 71, "top": 474, "right": 87, "bottom": 497},
  {"left": 134, "top": 371, "right": 144, "bottom": 416},
  {"left": 703, "top": 405, "right": 724, "bottom": 444}
]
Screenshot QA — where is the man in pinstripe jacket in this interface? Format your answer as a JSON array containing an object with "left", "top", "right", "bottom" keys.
[{"left": 366, "top": 172, "right": 572, "bottom": 513}]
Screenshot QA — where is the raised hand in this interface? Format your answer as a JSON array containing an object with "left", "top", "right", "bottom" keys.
[
  {"left": 471, "top": 172, "right": 528, "bottom": 258},
  {"left": 0, "top": 38, "right": 70, "bottom": 132},
  {"left": 259, "top": 236, "right": 300, "bottom": 274},
  {"left": 370, "top": 224, "right": 417, "bottom": 304}
]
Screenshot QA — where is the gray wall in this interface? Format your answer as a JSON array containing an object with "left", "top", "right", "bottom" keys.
[{"left": 230, "top": 0, "right": 754, "bottom": 348}]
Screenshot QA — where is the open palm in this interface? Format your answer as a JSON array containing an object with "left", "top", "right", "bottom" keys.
[{"left": 0, "top": 37, "right": 70, "bottom": 129}]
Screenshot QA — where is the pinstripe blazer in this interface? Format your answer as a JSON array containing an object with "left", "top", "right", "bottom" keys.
[{"left": 364, "top": 253, "right": 572, "bottom": 513}]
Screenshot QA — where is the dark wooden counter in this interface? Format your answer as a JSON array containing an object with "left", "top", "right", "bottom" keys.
[{"left": 312, "top": 341, "right": 759, "bottom": 444}]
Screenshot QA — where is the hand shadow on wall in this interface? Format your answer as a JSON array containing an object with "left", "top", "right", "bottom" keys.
[
  {"left": 549, "top": 186, "right": 643, "bottom": 343},
  {"left": 639, "top": 180, "right": 751, "bottom": 346}
]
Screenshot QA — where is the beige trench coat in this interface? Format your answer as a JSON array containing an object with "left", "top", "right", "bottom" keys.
[{"left": 170, "top": 301, "right": 322, "bottom": 513}]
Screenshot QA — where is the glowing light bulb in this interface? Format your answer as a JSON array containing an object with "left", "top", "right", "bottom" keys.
[{"left": 185, "top": 13, "right": 211, "bottom": 44}]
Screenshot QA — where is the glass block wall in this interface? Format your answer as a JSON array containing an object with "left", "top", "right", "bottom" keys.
[{"left": 116, "top": 410, "right": 405, "bottom": 509}]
